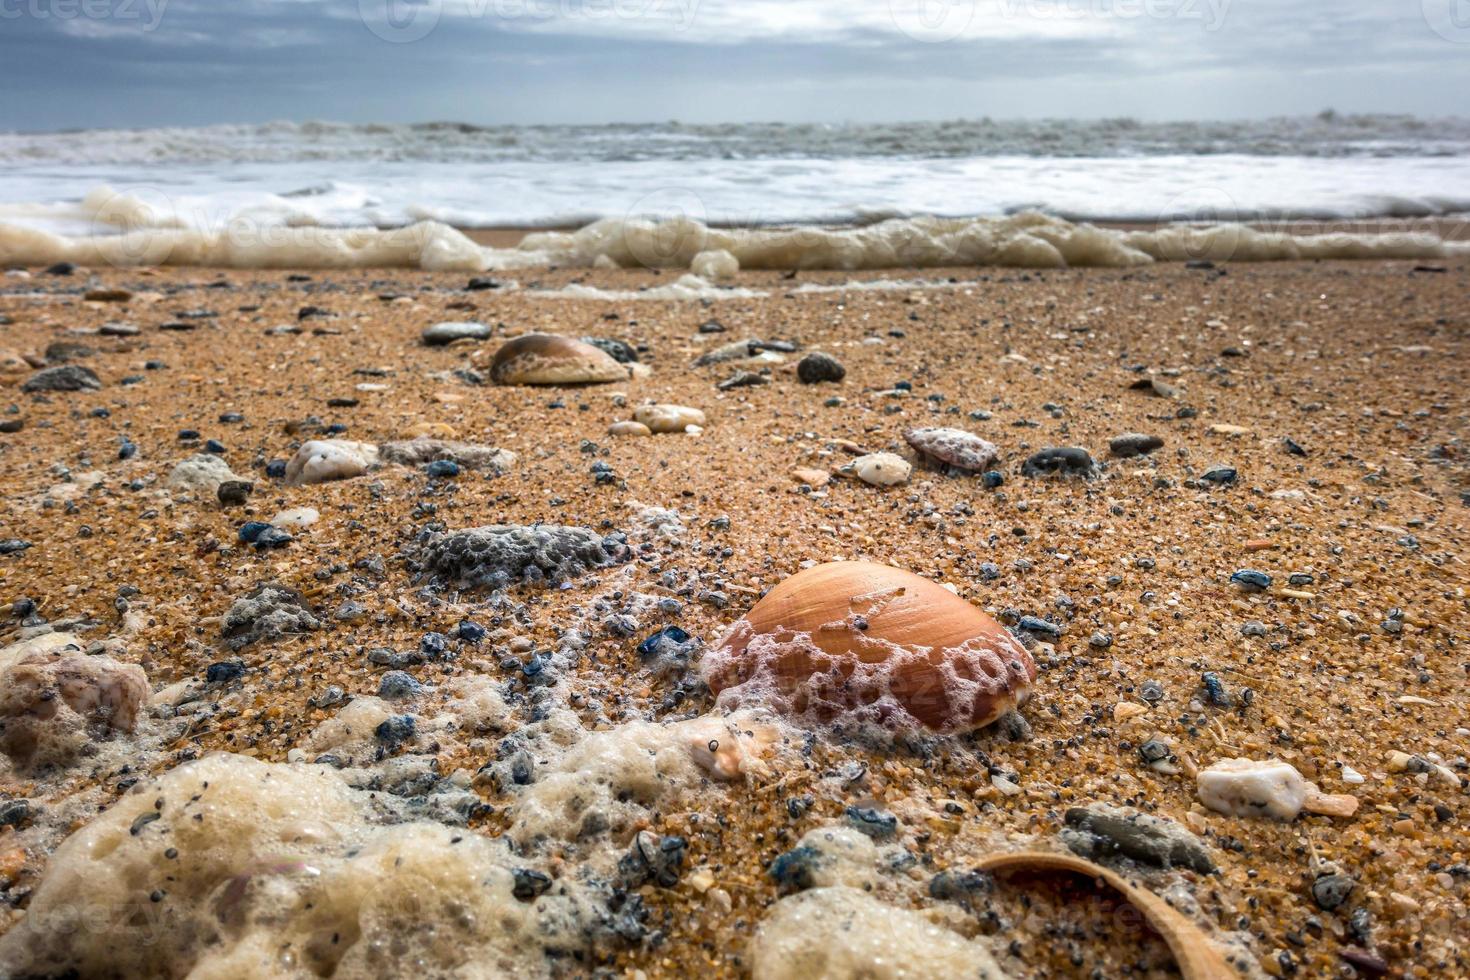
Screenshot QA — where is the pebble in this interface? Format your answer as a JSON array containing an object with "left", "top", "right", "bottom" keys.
[
  {"left": 1109, "top": 432, "right": 1163, "bottom": 457},
  {"left": 790, "top": 468, "right": 830, "bottom": 488},
  {"left": 581, "top": 337, "right": 638, "bottom": 364},
  {"left": 217, "top": 480, "right": 253, "bottom": 506},
  {"left": 378, "top": 671, "right": 423, "bottom": 700},
  {"left": 422, "top": 321, "right": 491, "bottom": 346},
  {"left": 21, "top": 365, "right": 102, "bottom": 392},
  {"left": 205, "top": 660, "right": 245, "bottom": 685},
  {"left": 1230, "top": 569, "right": 1272, "bottom": 591},
  {"left": 633, "top": 404, "right": 706, "bottom": 434},
  {"left": 844, "top": 805, "right": 899, "bottom": 839},
  {"left": 426, "top": 459, "right": 461, "bottom": 478},
  {"left": 1200, "top": 466, "right": 1238, "bottom": 486},
  {"left": 904, "top": 427, "right": 999, "bottom": 473},
  {"left": 848, "top": 452, "right": 911, "bottom": 487},
  {"left": 717, "top": 371, "right": 769, "bottom": 390},
  {"left": 1311, "top": 873, "right": 1355, "bottom": 911},
  {"left": 270, "top": 507, "right": 319, "bottom": 530},
  {"left": 1062, "top": 804, "right": 1215, "bottom": 873},
  {"left": 284, "top": 439, "right": 378, "bottom": 485},
  {"left": 796, "top": 352, "right": 846, "bottom": 383},
  {"left": 1020, "top": 446, "right": 1098, "bottom": 478},
  {"left": 1129, "top": 377, "right": 1176, "bottom": 397},
  {"left": 1210, "top": 423, "right": 1251, "bottom": 436},
  {"left": 608, "top": 421, "right": 652, "bottom": 437}
]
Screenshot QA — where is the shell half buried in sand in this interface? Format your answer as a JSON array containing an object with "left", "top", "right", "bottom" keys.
[
  {"left": 483, "top": 333, "right": 629, "bottom": 385},
  {"left": 703, "top": 561, "right": 1035, "bottom": 734}
]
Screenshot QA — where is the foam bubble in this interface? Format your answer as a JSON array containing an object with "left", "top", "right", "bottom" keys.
[{"left": 752, "top": 886, "right": 1007, "bottom": 980}]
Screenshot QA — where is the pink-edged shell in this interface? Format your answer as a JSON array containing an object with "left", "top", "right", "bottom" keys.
[
  {"left": 703, "top": 561, "right": 1035, "bottom": 734},
  {"left": 904, "top": 427, "right": 999, "bottom": 472}
]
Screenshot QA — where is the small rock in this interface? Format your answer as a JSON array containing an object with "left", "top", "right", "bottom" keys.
[
  {"left": 271, "top": 507, "right": 319, "bottom": 530},
  {"left": 284, "top": 439, "right": 378, "bottom": 486},
  {"left": 422, "top": 321, "right": 491, "bottom": 346},
  {"left": 904, "top": 427, "right": 999, "bottom": 473},
  {"left": 1230, "top": 569, "right": 1272, "bottom": 591},
  {"left": 797, "top": 352, "right": 846, "bottom": 383},
  {"left": 1312, "top": 873, "right": 1355, "bottom": 911},
  {"left": 220, "top": 584, "right": 320, "bottom": 651},
  {"left": 608, "top": 421, "right": 652, "bottom": 437},
  {"left": 717, "top": 371, "right": 769, "bottom": 390},
  {"left": 1129, "top": 377, "right": 1176, "bottom": 398},
  {"left": 378, "top": 671, "right": 423, "bottom": 700},
  {"left": 217, "top": 480, "right": 253, "bottom": 506},
  {"left": 1109, "top": 433, "right": 1163, "bottom": 458},
  {"left": 1062, "top": 804, "right": 1215, "bottom": 873},
  {"left": 1021, "top": 447, "right": 1098, "bottom": 478},
  {"left": 22, "top": 365, "right": 102, "bottom": 393},
  {"left": 634, "top": 404, "right": 706, "bottom": 434},
  {"left": 791, "top": 468, "right": 830, "bottom": 488}
]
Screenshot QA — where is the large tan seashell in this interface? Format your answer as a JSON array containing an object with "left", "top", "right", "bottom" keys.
[
  {"left": 484, "top": 333, "right": 628, "bottom": 386},
  {"left": 704, "top": 561, "right": 1035, "bottom": 733},
  {"left": 972, "top": 851, "right": 1238, "bottom": 980}
]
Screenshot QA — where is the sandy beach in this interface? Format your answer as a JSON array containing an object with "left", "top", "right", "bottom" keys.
[{"left": 0, "top": 254, "right": 1465, "bottom": 977}]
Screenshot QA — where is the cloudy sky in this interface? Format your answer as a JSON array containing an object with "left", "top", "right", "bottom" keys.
[{"left": 2, "top": 0, "right": 1467, "bottom": 130}]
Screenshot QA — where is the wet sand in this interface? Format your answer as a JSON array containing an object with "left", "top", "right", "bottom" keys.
[{"left": 0, "top": 257, "right": 1466, "bottom": 978}]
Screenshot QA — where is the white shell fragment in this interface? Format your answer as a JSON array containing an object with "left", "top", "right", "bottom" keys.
[
  {"left": 849, "top": 452, "right": 912, "bottom": 487},
  {"left": 284, "top": 439, "right": 379, "bottom": 486},
  {"left": 1197, "top": 758, "right": 1359, "bottom": 820},
  {"left": 633, "top": 403, "right": 706, "bottom": 434}
]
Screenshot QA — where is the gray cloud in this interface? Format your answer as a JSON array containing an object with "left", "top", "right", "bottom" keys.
[{"left": 0, "top": 0, "right": 1466, "bottom": 130}]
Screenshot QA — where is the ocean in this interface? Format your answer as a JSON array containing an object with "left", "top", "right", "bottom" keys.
[{"left": 1, "top": 114, "right": 1468, "bottom": 272}]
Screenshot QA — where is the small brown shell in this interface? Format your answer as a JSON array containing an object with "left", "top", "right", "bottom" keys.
[
  {"left": 484, "top": 334, "right": 627, "bottom": 386},
  {"left": 904, "top": 427, "right": 999, "bottom": 472},
  {"left": 704, "top": 561, "right": 1034, "bottom": 733}
]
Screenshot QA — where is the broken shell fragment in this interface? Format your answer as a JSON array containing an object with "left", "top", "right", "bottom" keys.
[
  {"left": 704, "top": 561, "right": 1036, "bottom": 734},
  {"left": 484, "top": 333, "right": 628, "bottom": 386},
  {"left": 904, "top": 427, "right": 999, "bottom": 473},
  {"left": 848, "top": 452, "right": 911, "bottom": 487},
  {"left": 1197, "top": 758, "right": 1359, "bottom": 820}
]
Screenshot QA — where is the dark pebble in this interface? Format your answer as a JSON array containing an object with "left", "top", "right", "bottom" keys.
[
  {"left": 797, "top": 352, "right": 846, "bottom": 384},
  {"left": 1230, "top": 569, "right": 1272, "bottom": 591},
  {"left": 205, "top": 660, "right": 245, "bottom": 684},
  {"left": 218, "top": 481, "right": 253, "bottom": 506},
  {"left": 1021, "top": 447, "right": 1098, "bottom": 478},
  {"left": 1109, "top": 433, "right": 1163, "bottom": 458},
  {"left": 1311, "top": 873, "right": 1355, "bottom": 910}
]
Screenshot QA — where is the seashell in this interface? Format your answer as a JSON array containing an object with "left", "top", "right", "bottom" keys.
[
  {"left": 971, "top": 851, "right": 1237, "bottom": 980},
  {"left": 703, "top": 561, "right": 1035, "bottom": 734},
  {"left": 904, "top": 427, "right": 999, "bottom": 473},
  {"left": 848, "top": 452, "right": 911, "bottom": 487},
  {"left": 483, "top": 333, "right": 628, "bottom": 386},
  {"left": 633, "top": 403, "right": 706, "bottom": 434}
]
